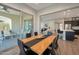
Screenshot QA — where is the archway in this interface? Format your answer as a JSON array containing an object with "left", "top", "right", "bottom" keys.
[{"left": 0, "top": 16, "right": 12, "bottom": 31}]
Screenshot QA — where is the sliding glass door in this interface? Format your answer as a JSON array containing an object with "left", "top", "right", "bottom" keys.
[
  {"left": 0, "top": 4, "right": 33, "bottom": 52},
  {"left": 23, "top": 13, "right": 33, "bottom": 34},
  {"left": 24, "top": 20, "right": 32, "bottom": 33},
  {"left": 0, "top": 4, "right": 21, "bottom": 52}
]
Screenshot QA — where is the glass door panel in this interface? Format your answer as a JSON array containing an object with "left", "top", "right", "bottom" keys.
[
  {"left": 24, "top": 20, "right": 32, "bottom": 33},
  {"left": 23, "top": 13, "right": 33, "bottom": 33}
]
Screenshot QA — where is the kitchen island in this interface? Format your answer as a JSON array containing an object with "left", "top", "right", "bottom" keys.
[{"left": 63, "top": 30, "right": 75, "bottom": 41}]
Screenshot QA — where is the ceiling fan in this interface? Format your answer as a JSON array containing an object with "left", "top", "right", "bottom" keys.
[{"left": 0, "top": 5, "right": 9, "bottom": 13}]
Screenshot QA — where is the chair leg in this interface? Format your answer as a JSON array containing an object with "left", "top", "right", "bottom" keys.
[
  {"left": 57, "top": 46, "right": 61, "bottom": 55},
  {"left": 53, "top": 47, "right": 61, "bottom": 55},
  {"left": 50, "top": 48, "right": 56, "bottom": 55}
]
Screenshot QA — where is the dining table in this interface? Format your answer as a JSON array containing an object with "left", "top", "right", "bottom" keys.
[{"left": 21, "top": 33, "right": 57, "bottom": 55}]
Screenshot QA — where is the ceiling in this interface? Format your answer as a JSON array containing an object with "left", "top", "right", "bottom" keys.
[
  {"left": 25, "top": 3, "right": 79, "bottom": 12},
  {"left": 25, "top": 3, "right": 54, "bottom": 11}
]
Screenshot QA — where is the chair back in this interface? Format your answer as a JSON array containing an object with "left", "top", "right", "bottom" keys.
[
  {"left": 17, "top": 39, "right": 26, "bottom": 55},
  {"left": 55, "top": 34, "right": 59, "bottom": 41},
  {"left": 57, "top": 29, "right": 63, "bottom": 34},
  {"left": 1, "top": 31, "right": 4, "bottom": 37},
  {"left": 26, "top": 33, "right": 31, "bottom": 38},
  {"left": 0, "top": 31, "right": 2, "bottom": 37},
  {"left": 51, "top": 34, "right": 59, "bottom": 49},
  {"left": 34, "top": 32, "right": 38, "bottom": 36}
]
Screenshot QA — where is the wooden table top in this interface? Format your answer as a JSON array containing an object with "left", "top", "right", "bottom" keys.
[
  {"left": 21, "top": 33, "right": 57, "bottom": 55},
  {"left": 31, "top": 33, "right": 57, "bottom": 55},
  {"left": 21, "top": 34, "right": 43, "bottom": 44}
]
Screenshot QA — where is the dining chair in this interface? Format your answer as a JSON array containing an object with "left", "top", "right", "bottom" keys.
[
  {"left": 0, "top": 33, "right": 3, "bottom": 40},
  {"left": 48, "top": 47, "right": 56, "bottom": 55},
  {"left": 26, "top": 33, "right": 31, "bottom": 38},
  {"left": 34, "top": 32, "right": 38, "bottom": 36},
  {"left": 0, "top": 31, "right": 4, "bottom": 40},
  {"left": 9, "top": 30, "right": 17, "bottom": 38},
  {"left": 48, "top": 35, "right": 59, "bottom": 55},
  {"left": 17, "top": 39, "right": 29, "bottom": 55},
  {"left": 4, "top": 31, "right": 12, "bottom": 40},
  {"left": 53, "top": 35, "right": 59, "bottom": 49},
  {"left": 43, "top": 48, "right": 51, "bottom": 55},
  {"left": 26, "top": 50, "right": 37, "bottom": 55},
  {"left": 57, "top": 29, "right": 63, "bottom": 39},
  {"left": 53, "top": 35, "right": 60, "bottom": 54},
  {"left": 18, "top": 39, "right": 38, "bottom": 55}
]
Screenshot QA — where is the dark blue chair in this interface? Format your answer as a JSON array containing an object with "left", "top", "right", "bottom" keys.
[
  {"left": 17, "top": 39, "right": 29, "bottom": 55},
  {"left": 34, "top": 32, "right": 38, "bottom": 36},
  {"left": 17, "top": 39, "right": 37, "bottom": 55},
  {"left": 48, "top": 35, "right": 59, "bottom": 55}
]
